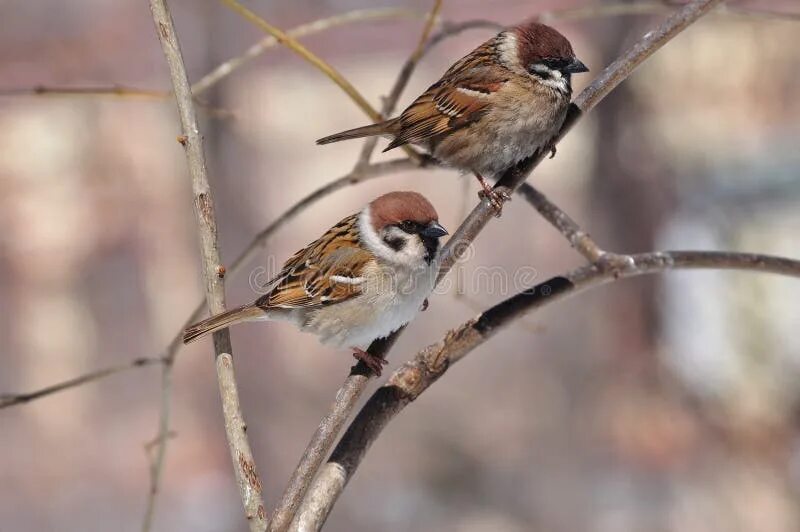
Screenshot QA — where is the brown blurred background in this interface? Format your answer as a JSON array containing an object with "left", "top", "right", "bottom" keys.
[{"left": 2, "top": 1, "right": 800, "bottom": 531}]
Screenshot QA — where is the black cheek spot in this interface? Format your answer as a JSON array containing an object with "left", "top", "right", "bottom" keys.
[{"left": 384, "top": 236, "right": 406, "bottom": 252}]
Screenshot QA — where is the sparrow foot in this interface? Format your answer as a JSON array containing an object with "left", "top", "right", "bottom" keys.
[
  {"left": 421, "top": 298, "right": 429, "bottom": 312},
  {"left": 352, "top": 347, "right": 388, "bottom": 376},
  {"left": 544, "top": 139, "right": 557, "bottom": 159},
  {"left": 474, "top": 173, "right": 511, "bottom": 217}
]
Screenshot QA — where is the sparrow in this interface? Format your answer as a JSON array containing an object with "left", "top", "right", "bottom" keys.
[
  {"left": 317, "top": 22, "right": 588, "bottom": 212},
  {"left": 183, "top": 191, "right": 448, "bottom": 375}
]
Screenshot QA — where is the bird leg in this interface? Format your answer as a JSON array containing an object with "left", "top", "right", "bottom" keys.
[
  {"left": 474, "top": 173, "right": 510, "bottom": 217},
  {"left": 420, "top": 298, "right": 429, "bottom": 312},
  {"left": 352, "top": 347, "right": 388, "bottom": 376}
]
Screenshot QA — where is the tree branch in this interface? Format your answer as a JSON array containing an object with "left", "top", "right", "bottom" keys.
[
  {"left": 148, "top": 0, "right": 266, "bottom": 530},
  {"left": 0, "top": 357, "right": 162, "bottom": 409},
  {"left": 191, "top": 7, "right": 422, "bottom": 95},
  {"left": 291, "top": 0, "right": 726, "bottom": 527},
  {"left": 295, "top": 249, "right": 798, "bottom": 529}
]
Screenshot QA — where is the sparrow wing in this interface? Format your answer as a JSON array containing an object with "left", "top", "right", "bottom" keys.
[
  {"left": 256, "top": 214, "right": 374, "bottom": 309},
  {"left": 385, "top": 43, "right": 509, "bottom": 151}
]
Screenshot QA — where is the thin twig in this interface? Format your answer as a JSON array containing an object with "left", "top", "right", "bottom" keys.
[
  {"left": 0, "top": 85, "right": 168, "bottom": 99},
  {"left": 217, "top": 1, "right": 378, "bottom": 123},
  {"left": 354, "top": 0, "right": 443, "bottom": 168},
  {"left": 192, "top": 7, "right": 422, "bottom": 95},
  {"left": 142, "top": 360, "right": 174, "bottom": 532},
  {"left": 291, "top": 0, "right": 725, "bottom": 527},
  {"left": 295, "top": 250, "right": 800, "bottom": 528},
  {"left": 0, "top": 357, "right": 162, "bottom": 409},
  {"left": 149, "top": 1, "right": 266, "bottom": 530},
  {"left": 516, "top": 182, "right": 606, "bottom": 262},
  {"left": 219, "top": 0, "right": 422, "bottom": 162}
]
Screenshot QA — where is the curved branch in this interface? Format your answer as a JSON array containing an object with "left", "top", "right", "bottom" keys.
[
  {"left": 295, "top": 250, "right": 799, "bottom": 528},
  {"left": 148, "top": 0, "right": 266, "bottom": 530}
]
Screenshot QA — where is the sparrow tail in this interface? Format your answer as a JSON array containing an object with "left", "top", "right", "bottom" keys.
[
  {"left": 316, "top": 120, "right": 396, "bottom": 145},
  {"left": 182, "top": 304, "right": 264, "bottom": 344}
]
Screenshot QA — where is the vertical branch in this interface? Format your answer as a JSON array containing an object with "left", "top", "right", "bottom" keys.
[
  {"left": 148, "top": 1, "right": 266, "bottom": 530},
  {"left": 142, "top": 360, "right": 173, "bottom": 532}
]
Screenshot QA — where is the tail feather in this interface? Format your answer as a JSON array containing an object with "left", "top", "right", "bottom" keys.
[
  {"left": 182, "top": 304, "right": 264, "bottom": 344},
  {"left": 316, "top": 120, "right": 396, "bottom": 145}
]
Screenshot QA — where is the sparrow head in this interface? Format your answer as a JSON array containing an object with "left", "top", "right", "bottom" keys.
[
  {"left": 499, "top": 21, "right": 588, "bottom": 94},
  {"left": 360, "top": 191, "right": 447, "bottom": 266}
]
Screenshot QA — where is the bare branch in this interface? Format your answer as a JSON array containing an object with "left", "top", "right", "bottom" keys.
[
  {"left": 291, "top": 0, "right": 725, "bottom": 527},
  {"left": 219, "top": 0, "right": 426, "bottom": 162},
  {"left": 0, "top": 85, "right": 168, "bottom": 99},
  {"left": 516, "top": 183, "right": 606, "bottom": 262},
  {"left": 296, "top": 249, "right": 799, "bottom": 529},
  {"left": 142, "top": 361, "right": 174, "bottom": 532},
  {"left": 354, "top": 0, "right": 444, "bottom": 168},
  {"left": 148, "top": 0, "right": 266, "bottom": 530},
  {"left": 191, "top": 7, "right": 422, "bottom": 95},
  {"left": 0, "top": 357, "right": 162, "bottom": 409}
]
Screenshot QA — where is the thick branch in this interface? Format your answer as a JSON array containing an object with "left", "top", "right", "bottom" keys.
[
  {"left": 295, "top": 250, "right": 799, "bottom": 529},
  {"left": 148, "top": 0, "right": 266, "bottom": 530}
]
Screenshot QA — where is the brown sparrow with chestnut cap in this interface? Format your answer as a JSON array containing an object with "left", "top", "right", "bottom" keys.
[
  {"left": 183, "top": 191, "right": 447, "bottom": 375},
  {"left": 317, "top": 21, "right": 588, "bottom": 212}
]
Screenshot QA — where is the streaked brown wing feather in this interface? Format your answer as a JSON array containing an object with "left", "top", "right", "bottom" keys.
[
  {"left": 256, "top": 214, "right": 373, "bottom": 309},
  {"left": 386, "top": 40, "right": 508, "bottom": 151}
]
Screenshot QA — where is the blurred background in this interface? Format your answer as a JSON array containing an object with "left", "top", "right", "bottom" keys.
[{"left": 1, "top": 1, "right": 799, "bottom": 531}]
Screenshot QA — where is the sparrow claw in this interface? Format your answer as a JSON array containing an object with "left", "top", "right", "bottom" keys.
[
  {"left": 352, "top": 347, "right": 388, "bottom": 376},
  {"left": 474, "top": 173, "right": 510, "bottom": 217},
  {"left": 548, "top": 143, "right": 557, "bottom": 159},
  {"left": 421, "top": 298, "right": 429, "bottom": 312}
]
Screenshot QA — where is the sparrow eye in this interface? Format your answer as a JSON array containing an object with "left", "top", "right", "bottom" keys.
[
  {"left": 540, "top": 57, "right": 570, "bottom": 71},
  {"left": 398, "top": 220, "right": 417, "bottom": 233}
]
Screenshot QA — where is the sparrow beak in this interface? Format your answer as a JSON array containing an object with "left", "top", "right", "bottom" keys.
[
  {"left": 562, "top": 58, "right": 589, "bottom": 74},
  {"left": 420, "top": 221, "right": 448, "bottom": 238}
]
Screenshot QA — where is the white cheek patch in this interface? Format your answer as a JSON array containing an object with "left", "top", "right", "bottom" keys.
[
  {"left": 497, "top": 32, "right": 519, "bottom": 70},
  {"left": 358, "top": 208, "right": 426, "bottom": 268},
  {"left": 530, "top": 65, "right": 569, "bottom": 94}
]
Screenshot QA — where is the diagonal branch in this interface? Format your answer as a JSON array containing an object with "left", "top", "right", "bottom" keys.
[
  {"left": 148, "top": 1, "right": 266, "bottom": 530},
  {"left": 294, "top": 250, "right": 800, "bottom": 529},
  {"left": 192, "top": 7, "right": 422, "bottom": 95},
  {"left": 291, "top": 0, "right": 726, "bottom": 528},
  {"left": 0, "top": 357, "right": 162, "bottom": 409}
]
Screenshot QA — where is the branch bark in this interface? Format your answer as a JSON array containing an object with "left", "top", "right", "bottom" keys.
[
  {"left": 148, "top": 1, "right": 266, "bottom": 530},
  {"left": 295, "top": 250, "right": 798, "bottom": 529}
]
